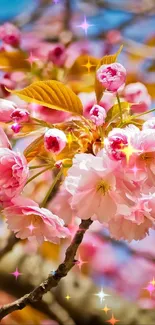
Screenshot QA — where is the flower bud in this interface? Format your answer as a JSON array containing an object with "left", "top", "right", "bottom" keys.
[
  {"left": 97, "top": 62, "right": 126, "bottom": 92},
  {"left": 11, "top": 108, "right": 30, "bottom": 123},
  {"left": 0, "top": 23, "right": 21, "bottom": 47},
  {"left": 0, "top": 99, "right": 17, "bottom": 122},
  {"left": 48, "top": 44, "right": 66, "bottom": 67},
  {"left": 44, "top": 128, "right": 67, "bottom": 154},
  {"left": 11, "top": 123, "right": 21, "bottom": 133},
  {"left": 90, "top": 104, "right": 106, "bottom": 126},
  {"left": 124, "top": 82, "right": 151, "bottom": 113}
]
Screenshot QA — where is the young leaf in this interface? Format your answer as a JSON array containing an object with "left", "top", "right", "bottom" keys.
[
  {"left": 95, "top": 45, "right": 123, "bottom": 103},
  {"left": 106, "top": 101, "right": 130, "bottom": 123},
  {"left": 24, "top": 135, "right": 44, "bottom": 162},
  {"left": 10, "top": 80, "right": 83, "bottom": 115},
  {"left": 0, "top": 51, "right": 30, "bottom": 71}
]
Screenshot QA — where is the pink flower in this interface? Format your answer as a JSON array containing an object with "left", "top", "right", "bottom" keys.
[
  {"left": 4, "top": 197, "right": 70, "bottom": 244},
  {"left": 0, "top": 23, "right": 21, "bottom": 47},
  {"left": 11, "top": 108, "right": 30, "bottom": 123},
  {"left": 48, "top": 44, "right": 66, "bottom": 67},
  {"left": 0, "top": 149, "right": 29, "bottom": 201},
  {"left": 124, "top": 82, "right": 151, "bottom": 113},
  {"left": 143, "top": 118, "right": 155, "bottom": 130},
  {"left": 48, "top": 186, "right": 74, "bottom": 225},
  {"left": 11, "top": 123, "right": 21, "bottom": 133},
  {"left": 96, "top": 63, "right": 126, "bottom": 92},
  {"left": 0, "top": 127, "right": 11, "bottom": 149},
  {"left": 104, "top": 125, "right": 140, "bottom": 161},
  {"left": 79, "top": 92, "right": 115, "bottom": 118},
  {"left": 109, "top": 198, "right": 152, "bottom": 241},
  {"left": 44, "top": 128, "right": 67, "bottom": 154},
  {"left": 89, "top": 104, "right": 106, "bottom": 126},
  {"left": 65, "top": 153, "right": 124, "bottom": 222},
  {"left": 29, "top": 103, "right": 69, "bottom": 123},
  {"left": 0, "top": 73, "right": 15, "bottom": 97},
  {"left": 0, "top": 99, "right": 17, "bottom": 122}
]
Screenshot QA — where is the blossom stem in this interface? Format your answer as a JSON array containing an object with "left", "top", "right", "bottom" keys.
[
  {"left": 132, "top": 107, "right": 155, "bottom": 119},
  {"left": 26, "top": 165, "right": 53, "bottom": 185},
  {"left": 40, "top": 168, "right": 63, "bottom": 207},
  {"left": 0, "top": 219, "right": 92, "bottom": 320},
  {"left": 116, "top": 92, "right": 123, "bottom": 123}
]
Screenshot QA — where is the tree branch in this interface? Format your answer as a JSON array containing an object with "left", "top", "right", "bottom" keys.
[
  {"left": 0, "top": 233, "right": 19, "bottom": 260},
  {"left": 0, "top": 218, "right": 92, "bottom": 320}
]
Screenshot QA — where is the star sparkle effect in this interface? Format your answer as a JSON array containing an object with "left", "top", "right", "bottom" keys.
[
  {"left": 119, "top": 138, "right": 141, "bottom": 164},
  {"left": 82, "top": 57, "right": 96, "bottom": 73},
  {"left": 75, "top": 254, "right": 87, "bottom": 271},
  {"left": 26, "top": 52, "right": 39, "bottom": 67},
  {"left": 144, "top": 283, "right": 155, "bottom": 296},
  {"left": 150, "top": 277, "right": 155, "bottom": 286},
  {"left": 95, "top": 288, "right": 110, "bottom": 303},
  {"left": 65, "top": 294, "right": 71, "bottom": 300},
  {"left": 27, "top": 222, "right": 36, "bottom": 234},
  {"left": 129, "top": 164, "right": 142, "bottom": 177},
  {"left": 102, "top": 304, "right": 111, "bottom": 314},
  {"left": 11, "top": 267, "right": 22, "bottom": 280},
  {"left": 76, "top": 15, "right": 94, "bottom": 36},
  {"left": 107, "top": 313, "right": 120, "bottom": 325}
]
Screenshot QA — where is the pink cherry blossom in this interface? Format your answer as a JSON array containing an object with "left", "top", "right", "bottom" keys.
[
  {"left": 44, "top": 128, "right": 67, "bottom": 154},
  {"left": 11, "top": 123, "right": 22, "bottom": 133},
  {"left": 4, "top": 197, "right": 70, "bottom": 244},
  {"left": 0, "top": 73, "right": 16, "bottom": 97},
  {"left": 48, "top": 44, "right": 66, "bottom": 67},
  {"left": 0, "top": 99, "right": 17, "bottom": 122},
  {"left": 0, "top": 127, "right": 11, "bottom": 149},
  {"left": 0, "top": 149, "right": 29, "bottom": 202},
  {"left": 89, "top": 104, "right": 106, "bottom": 126},
  {"left": 11, "top": 108, "right": 30, "bottom": 123},
  {"left": 29, "top": 103, "right": 69, "bottom": 123},
  {"left": 143, "top": 117, "right": 155, "bottom": 130},
  {"left": 96, "top": 62, "right": 126, "bottom": 92},
  {"left": 0, "top": 23, "right": 21, "bottom": 47},
  {"left": 124, "top": 82, "right": 151, "bottom": 113},
  {"left": 65, "top": 153, "right": 125, "bottom": 222},
  {"left": 48, "top": 186, "right": 74, "bottom": 225}
]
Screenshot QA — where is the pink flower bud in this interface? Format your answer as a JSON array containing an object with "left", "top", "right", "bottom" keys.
[
  {"left": 0, "top": 99, "right": 17, "bottom": 122},
  {"left": 89, "top": 104, "right": 106, "bottom": 126},
  {"left": 11, "top": 123, "right": 21, "bottom": 133},
  {"left": 48, "top": 44, "right": 66, "bottom": 67},
  {"left": 124, "top": 82, "right": 151, "bottom": 113},
  {"left": 0, "top": 23, "right": 21, "bottom": 47},
  {"left": 44, "top": 128, "right": 67, "bottom": 154},
  {"left": 97, "top": 62, "right": 126, "bottom": 92},
  {"left": 0, "top": 73, "right": 15, "bottom": 97},
  {"left": 104, "top": 129, "right": 128, "bottom": 160},
  {"left": 11, "top": 108, "right": 30, "bottom": 123}
]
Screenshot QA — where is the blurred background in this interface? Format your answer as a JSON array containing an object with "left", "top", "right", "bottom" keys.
[{"left": 0, "top": 1, "right": 155, "bottom": 325}]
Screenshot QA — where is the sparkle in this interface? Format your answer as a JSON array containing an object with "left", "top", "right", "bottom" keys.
[
  {"left": 119, "top": 138, "right": 141, "bottom": 164},
  {"left": 144, "top": 283, "right": 155, "bottom": 296},
  {"left": 102, "top": 305, "right": 111, "bottom": 314},
  {"left": 95, "top": 288, "right": 110, "bottom": 304},
  {"left": 150, "top": 277, "right": 155, "bottom": 286},
  {"left": 11, "top": 268, "right": 22, "bottom": 280},
  {"left": 76, "top": 15, "right": 94, "bottom": 36},
  {"left": 75, "top": 254, "right": 87, "bottom": 271},
  {"left": 27, "top": 222, "right": 36, "bottom": 234},
  {"left": 65, "top": 295, "right": 71, "bottom": 300},
  {"left": 107, "top": 314, "right": 120, "bottom": 325},
  {"left": 26, "top": 52, "right": 39, "bottom": 67},
  {"left": 51, "top": 270, "right": 56, "bottom": 276},
  {"left": 82, "top": 57, "right": 95, "bottom": 73},
  {"left": 129, "top": 164, "right": 142, "bottom": 177}
]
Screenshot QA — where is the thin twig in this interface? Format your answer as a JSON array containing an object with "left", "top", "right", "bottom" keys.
[
  {"left": 0, "top": 233, "right": 19, "bottom": 260},
  {"left": 0, "top": 218, "right": 92, "bottom": 320}
]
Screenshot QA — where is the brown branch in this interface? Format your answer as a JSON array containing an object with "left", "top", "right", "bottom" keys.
[
  {"left": 0, "top": 233, "right": 19, "bottom": 260},
  {"left": 0, "top": 218, "right": 92, "bottom": 321}
]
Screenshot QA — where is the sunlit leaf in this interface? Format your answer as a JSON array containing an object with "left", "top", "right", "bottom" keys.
[
  {"left": 0, "top": 51, "right": 30, "bottom": 71},
  {"left": 95, "top": 45, "right": 123, "bottom": 103},
  {"left": 10, "top": 80, "right": 83, "bottom": 115},
  {"left": 106, "top": 101, "right": 130, "bottom": 122},
  {"left": 68, "top": 55, "right": 99, "bottom": 76},
  {"left": 24, "top": 135, "right": 44, "bottom": 162}
]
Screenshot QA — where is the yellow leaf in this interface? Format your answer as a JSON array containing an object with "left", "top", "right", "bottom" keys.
[
  {"left": 24, "top": 135, "right": 44, "bottom": 162},
  {"left": 106, "top": 101, "right": 130, "bottom": 122},
  {"left": 10, "top": 80, "right": 83, "bottom": 115},
  {"left": 68, "top": 55, "right": 99, "bottom": 76},
  {"left": 95, "top": 45, "right": 123, "bottom": 103},
  {"left": 0, "top": 50, "right": 30, "bottom": 71}
]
